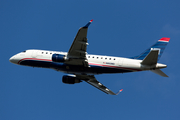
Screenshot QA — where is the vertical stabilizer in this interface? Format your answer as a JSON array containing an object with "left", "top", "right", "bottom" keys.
[{"left": 132, "top": 37, "right": 170, "bottom": 61}]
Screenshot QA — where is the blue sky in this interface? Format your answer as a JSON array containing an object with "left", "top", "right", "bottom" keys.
[{"left": 1, "top": 0, "right": 180, "bottom": 120}]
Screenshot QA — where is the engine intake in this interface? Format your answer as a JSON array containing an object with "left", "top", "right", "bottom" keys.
[
  {"left": 52, "top": 54, "right": 65, "bottom": 63},
  {"left": 62, "top": 75, "right": 82, "bottom": 84}
]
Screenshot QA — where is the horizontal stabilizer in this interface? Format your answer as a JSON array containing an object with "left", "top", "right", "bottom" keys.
[
  {"left": 151, "top": 69, "right": 168, "bottom": 77},
  {"left": 141, "top": 50, "right": 159, "bottom": 65}
]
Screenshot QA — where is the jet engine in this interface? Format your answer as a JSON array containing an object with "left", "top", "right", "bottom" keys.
[
  {"left": 62, "top": 75, "right": 82, "bottom": 84},
  {"left": 52, "top": 54, "right": 65, "bottom": 63}
]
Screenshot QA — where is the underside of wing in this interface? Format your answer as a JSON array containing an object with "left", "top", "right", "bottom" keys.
[
  {"left": 76, "top": 75, "right": 117, "bottom": 95},
  {"left": 68, "top": 28, "right": 88, "bottom": 59},
  {"left": 65, "top": 20, "right": 93, "bottom": 67}
]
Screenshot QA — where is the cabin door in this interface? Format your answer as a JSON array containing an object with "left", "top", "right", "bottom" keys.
[
  {"left": 118, "top": 58, "right": 124, "bottom": 66},
  {"left": 31, "top": 50, "right": 37, "bottom": 58}
]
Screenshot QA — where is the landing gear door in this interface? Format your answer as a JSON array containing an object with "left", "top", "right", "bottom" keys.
[{"left": 118, "top": 58, "right": 124, "bottom": 66}]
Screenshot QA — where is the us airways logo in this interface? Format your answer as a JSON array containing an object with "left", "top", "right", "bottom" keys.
[{"left": 151, "top": 48, "right": 161, "bottom": 55}]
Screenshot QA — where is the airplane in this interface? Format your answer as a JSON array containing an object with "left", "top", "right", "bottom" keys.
[{"left": 9, "top": 19, "right": 170, "bottom": 95}]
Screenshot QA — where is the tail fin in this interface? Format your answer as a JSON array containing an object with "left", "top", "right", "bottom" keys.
[{"left": 132, "top": 37, "right": 170, "bottom": 61}]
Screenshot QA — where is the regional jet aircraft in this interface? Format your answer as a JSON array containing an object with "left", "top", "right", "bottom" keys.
[{"left": 9, "top": 20, "right": 170, "bottom": 95}]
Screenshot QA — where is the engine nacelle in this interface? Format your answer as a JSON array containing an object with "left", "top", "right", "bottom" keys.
[
  {"left": 52, "top": 54, "right": 65, "bottom": 63},
  {"left": 62, "top": 75, "right": 82, "bottom": 84}
]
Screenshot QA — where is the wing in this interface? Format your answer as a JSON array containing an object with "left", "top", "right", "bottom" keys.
[
  {"left": 76, "top": 75, "right": 117, "bottom": 95},
  {"left": 65, "top": 20, "right": 93, "bottom": 67}
]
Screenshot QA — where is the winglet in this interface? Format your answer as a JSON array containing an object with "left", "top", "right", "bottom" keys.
[
  {"left": 83, "top": 19, "right": 93, "bottom": 28},
  {"left": 116, "top": 89, "right": 123, "bottom": 95}
]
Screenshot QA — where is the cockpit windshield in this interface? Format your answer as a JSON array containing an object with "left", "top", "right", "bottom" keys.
[{"left": 22, "top": 50, "right": 26, "bottom": 53}]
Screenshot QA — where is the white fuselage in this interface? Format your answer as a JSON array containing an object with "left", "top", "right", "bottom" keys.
[{"left": 9, "top": 49, "right": 167, "bottom": 75}]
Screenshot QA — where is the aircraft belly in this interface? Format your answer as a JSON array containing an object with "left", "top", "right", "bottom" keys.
[
  {"left": 19, "top": 59, "right": 133, "bottom": 74},
  {"left": 19, "top": 60, "right": 52, "bottom": 68}
]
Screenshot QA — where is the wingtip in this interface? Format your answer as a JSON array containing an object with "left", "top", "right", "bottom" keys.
[{"left": 90, "top": 19, "right": 93, "bottom": 22}]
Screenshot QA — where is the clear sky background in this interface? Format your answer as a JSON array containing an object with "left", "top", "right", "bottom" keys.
[{"left": 1, "top": 0, "right": 180, "bottom": 120}]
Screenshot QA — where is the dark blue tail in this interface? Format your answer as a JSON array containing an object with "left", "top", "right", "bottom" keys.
[{"left": 132, "top": 37, "right": 170, "bottom": 61}]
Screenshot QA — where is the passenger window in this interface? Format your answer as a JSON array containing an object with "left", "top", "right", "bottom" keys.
[
  {"left": 92, "top": 56, "right": 94, "bottom": 58},
  {"left": 105, "top": 58, "right": 107, "bottom": 60},
  {"left": 42, "top": 52, "right": 44, "bottom": 54},
  {"left": 88, "top": 56, "right": 90, "bottom": 58},
  {"left": 114, "top": 58, "right": 116, "bottom": 60},
  {"left": 97, "top": 57, "right": 99, "bottom": 59},
  {"left": 46, "top": 52, "right": 48, "bottom": 54},
  {"left": 101, "top": 57, "right": 103, "bottom": 59},
  {"left": 109, "top": 58, "right": 111, "bottom": 60}
]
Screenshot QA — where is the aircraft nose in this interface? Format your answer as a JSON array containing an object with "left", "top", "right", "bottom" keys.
[{"left": 9, "top": 55, "right": 19, "bottom": 64}]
